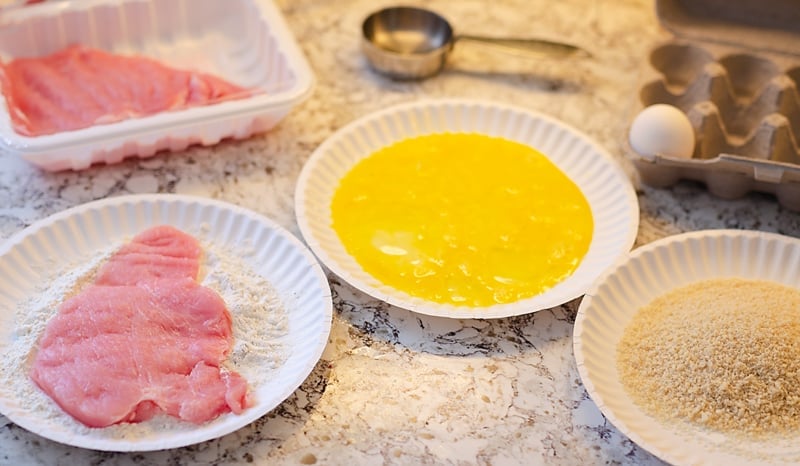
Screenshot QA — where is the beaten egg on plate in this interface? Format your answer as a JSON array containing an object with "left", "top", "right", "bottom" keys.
[{"left": 330, "top": 133, "right": 594, "bottom": 307}]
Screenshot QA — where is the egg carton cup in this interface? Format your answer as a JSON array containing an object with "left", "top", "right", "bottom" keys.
[
  {"left": 626, "top": 0, "right": 800, "bottom": 210},
  {"left": 0, "top": 0, "right": 314, "bottom": 171}
]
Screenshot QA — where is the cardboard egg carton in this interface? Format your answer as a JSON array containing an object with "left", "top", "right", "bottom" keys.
[{"left": 627, "top": 0, "right": 800, "bottom": 210}]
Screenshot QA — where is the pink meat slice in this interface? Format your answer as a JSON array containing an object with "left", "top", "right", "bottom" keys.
[
  {"left": 94, "top": 224, "right": 201, "bottom": 286},
  {"left": 29, "top": 225, "right": 249, "bottom": 428},
  {"left": 1, "top": 45, "right": 251, "bottom": 137}
]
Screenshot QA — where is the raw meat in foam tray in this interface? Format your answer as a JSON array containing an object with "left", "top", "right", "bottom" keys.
[{"left": 0, "top": 45, "right": 251, "bottom": 137}]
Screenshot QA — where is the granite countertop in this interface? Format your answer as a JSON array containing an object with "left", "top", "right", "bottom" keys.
[{"left": 2, "top": 0, "right": 800, "bottom": 465}]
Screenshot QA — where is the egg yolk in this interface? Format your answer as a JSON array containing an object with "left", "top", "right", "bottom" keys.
[{"left": 331, "top": 133, "right": 593, "bottom": 307}]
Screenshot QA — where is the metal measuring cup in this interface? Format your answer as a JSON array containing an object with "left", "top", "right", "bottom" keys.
[{"left": 361, "top": 6, "right": 590, "bottom": 80}]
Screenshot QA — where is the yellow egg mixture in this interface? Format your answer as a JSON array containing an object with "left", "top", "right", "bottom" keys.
[{"left": 331, "top": 133, "right": 593, "bottom": 307}]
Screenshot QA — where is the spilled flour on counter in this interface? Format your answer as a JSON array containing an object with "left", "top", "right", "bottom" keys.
[{"left": 0, "top": 237, "right": 289, "bottom": 440}]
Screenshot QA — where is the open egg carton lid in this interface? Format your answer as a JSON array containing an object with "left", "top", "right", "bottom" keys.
[{"left": 626, "top": 0, "right": 800, "bottom": 210}]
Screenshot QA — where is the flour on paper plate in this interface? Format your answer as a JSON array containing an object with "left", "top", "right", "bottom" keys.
[{"left": 0, "top": 238, "right": 289, "bottom": 439}]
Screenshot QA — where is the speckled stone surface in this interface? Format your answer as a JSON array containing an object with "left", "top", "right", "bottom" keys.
[{"left": 2, "top": 0, "right": 800, "bottom": 465}]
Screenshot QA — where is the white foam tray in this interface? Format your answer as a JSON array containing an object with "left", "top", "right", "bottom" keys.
[{"left": 0, "top": 0, "right": 314, "bottom": 171}]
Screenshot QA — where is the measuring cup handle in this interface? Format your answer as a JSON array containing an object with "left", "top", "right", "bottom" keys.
[{"left": 456, "top": 34, "right": 590, "bottom": 58}]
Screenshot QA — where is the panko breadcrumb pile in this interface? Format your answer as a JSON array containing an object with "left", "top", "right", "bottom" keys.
[{"left": 618, "top": 278, "right": 800, "bottom": 436}]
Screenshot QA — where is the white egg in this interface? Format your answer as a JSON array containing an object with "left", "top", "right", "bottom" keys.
[{"left": 628, "top": 104, "right": 695, "bottom": 159}]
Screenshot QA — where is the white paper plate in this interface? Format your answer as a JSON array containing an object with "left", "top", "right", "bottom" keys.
[
  {"left": 0, "top": 194, "right": 332, "bottom": 451},
  {"left": 295, "top": 99, "right": 639, "bottom": 319},
  {"left": 574, "top": 229, "right": 800, "bottom": 466}
]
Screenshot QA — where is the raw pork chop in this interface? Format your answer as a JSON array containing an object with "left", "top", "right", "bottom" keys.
[
  {"left": 30, "top": 225, "right": 249, "bottom": 428},
  {"left": 1, "top": 45, "right": 250, "bottom": 136}
]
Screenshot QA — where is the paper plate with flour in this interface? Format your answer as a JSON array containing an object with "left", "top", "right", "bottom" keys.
[{"left": 0, "top": 194, "right": 332, "bottom": 451}]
